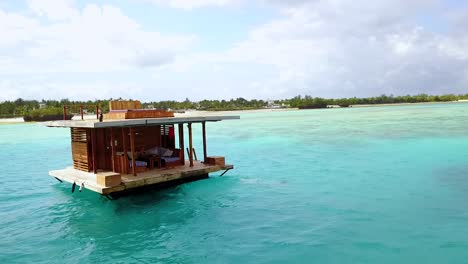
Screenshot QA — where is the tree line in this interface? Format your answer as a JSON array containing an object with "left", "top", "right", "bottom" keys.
[
  {"left": 145, "top": 98, "right": 268, "bottom": 111},
  {"left": 281, "top": 94, "right": 467, "bottom": 109},
  {"left": 0, "top": 99, "right": 111, "bottom": 118},
  {"left": 1, "top": 94, "right": 468, "bottom": 118}
]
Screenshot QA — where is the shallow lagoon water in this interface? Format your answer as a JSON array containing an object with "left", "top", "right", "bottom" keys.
[{"left": 1, "top": 103, "right": 468, "bottom": 263}]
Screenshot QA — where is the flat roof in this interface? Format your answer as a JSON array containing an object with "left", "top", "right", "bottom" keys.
[{"left": 44, "top": 115, "right": 240, "bottom": 128}]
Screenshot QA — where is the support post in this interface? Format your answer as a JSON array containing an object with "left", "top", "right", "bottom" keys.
[
  {"left": 130, "top": 127, "right": 136, "bottom": 176},
  {"left": 193, "top": 148, "right": 198, "bottom": 161},
  {"left": 178, "top": 123, "right": 185, "bottom": 165},
  {"left": 80, "top": 105, "right": 84, "bottom": 120},
  {"left": 220, "top": 168, "right": 231, "bottom": 176},
  {"left": 122, "top": 127, "right": 128, "bottom": 174},
  {"left": 91, "top": 129, "right": 97, "bottom": 174},
  {"left": 110, "top": 128, "right": 116, "bottom": 172},
  {"left": 188, "top": 123, "right": 193, "bottom": 167},
  {"left": 63, "top": 105, "right": 67, "bottom": 120},
  {"left": 202, "top": 121, "right": 207, "bottom": 162},
  {"left": 96, "top": 105, "right": 99, "bottom": 120}
]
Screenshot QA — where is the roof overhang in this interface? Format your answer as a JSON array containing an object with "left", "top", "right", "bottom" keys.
[{"left": 44, "top": 115, "right": 240, "bottom": 128}]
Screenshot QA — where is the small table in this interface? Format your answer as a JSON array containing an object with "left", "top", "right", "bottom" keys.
[{"left": 148, "top": 156, "right": 161, "bottom": 169}]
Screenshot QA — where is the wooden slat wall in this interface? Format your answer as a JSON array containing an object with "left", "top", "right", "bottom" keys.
[
  {"left": 103, "top": 112, "right": 126, "bottom": 120},
  {"left": 71, "top": 128, "right": 90, "bottom": 172},
  {"left": 94, "top": 128, "right": 113, "bottom": 171},
  {"left": 109, "top": 101, "right": 141, "bottom": 111},
  {"left": 110, "top": 126, "right": 162, "bottom": 153},
  {"left": 134, "top": 126, "right": 161, "bottom": 150},
  {"left": 103, "top": 110, "right": 174, "bottom": 120},
  {"left": 125, "top": 110, "right": 174, "bottom": 119}
]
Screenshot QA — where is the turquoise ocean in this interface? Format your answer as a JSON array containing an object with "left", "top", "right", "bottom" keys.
[{"left": 1, "top": 103, "right": 468, "bottom": 263}]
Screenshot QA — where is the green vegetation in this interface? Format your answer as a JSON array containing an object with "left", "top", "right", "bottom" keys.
[
  {"left": 23, "top": 107, "right": 73, "bottom": 122},
  {"left": 0, "top": 99, "right": 111, "bottom": 118},
  {"left": 1, "top": 94, "right": 468, "bottom": 119},
  {"left": 282, "top": 94, "right": 465, "bottom": 109},
  {"left": 145, "top": 98, "right": 267, "bottom": 111}
]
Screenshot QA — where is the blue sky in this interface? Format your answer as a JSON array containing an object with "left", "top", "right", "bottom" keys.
[{"left": 0, "top": 0, "right": 467, "bottom": 101}]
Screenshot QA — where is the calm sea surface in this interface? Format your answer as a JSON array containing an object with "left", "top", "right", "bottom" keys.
[{"left": 1, "top": 103, "right": 468, "bottom": 263}]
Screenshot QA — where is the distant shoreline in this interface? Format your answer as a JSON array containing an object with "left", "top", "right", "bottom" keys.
[
  {"left": 179, "top": 107, "right": 297, "bottom": 116},
  {"left": 350, "top": 100, "right": 468, "bottom": 108},
  {"left": 1, "top": 100, "right": 468, "bottom": 124}
]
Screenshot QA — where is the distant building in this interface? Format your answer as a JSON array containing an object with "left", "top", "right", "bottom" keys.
[
  {"left": 39, "top": 103, "right": 46, "bottom": 109},
  {"left": 266, "top": 100, "right": 282, "bottom": 109}
]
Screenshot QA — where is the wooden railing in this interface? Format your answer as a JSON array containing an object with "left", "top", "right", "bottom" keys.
[{"left": 62, "top": 105, "right": 101, "bottom": 120}]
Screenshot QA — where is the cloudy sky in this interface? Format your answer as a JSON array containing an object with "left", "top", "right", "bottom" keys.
[{"left": 0, "top": 0, "right": 467, "bottom": 101}]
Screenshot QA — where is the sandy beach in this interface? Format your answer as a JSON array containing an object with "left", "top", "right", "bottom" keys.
[
  {"left": 0, "top": 117, "right": 24, "bottom": 124},
  {"left": 178, "top": 107, "right": 296, "bottom": 117}
]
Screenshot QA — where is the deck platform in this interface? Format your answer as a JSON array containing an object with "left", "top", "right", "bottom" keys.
[
  {"left": 50, "top": 161, "right": 233, "bottom": 195},
  {"left": 44, "top": 115, "right": 239, "bottom": 128}
]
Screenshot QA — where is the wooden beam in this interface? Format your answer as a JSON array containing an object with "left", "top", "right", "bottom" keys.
[
  {"left": 110, "top": 128, "right": 116, "bottom": 172},
  {"left": 122, "top": 127, "right": 128, "bottom": 174},
  {"left": 63, "top": 105, "right": 67, "bottom": 120},
  {"left": 178, "top": 123, "right": 185, "bottom": 165},
  {"left": 202, "top": 121, "right": 207, "bottom": 162},
  {"left": 130, "top": 127, "right": 136, "bottom": 176},
  {"left": 188, "top": 123, "right": 193, "bottom": 167},
  {"left": 91, "top": 129, "right": 97, "bottom": 174}
]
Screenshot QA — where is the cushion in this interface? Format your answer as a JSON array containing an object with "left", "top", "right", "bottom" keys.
[
  {"left": 162, "top": 149, "right": 173, "bottom": 157},
  {"left": 146, "top": 146, "right": 173, "bottom": 157},
  {"left": 162, "top": 157, "right": 179, "bottom": 163},
  {"left": 130, "top": 160, "right": 147, "bottom": 167},
  {"left": 146, "top": 147, "right": 160, "bottom": 155}
]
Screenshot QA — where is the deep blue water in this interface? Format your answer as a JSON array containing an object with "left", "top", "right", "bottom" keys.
[{"left": 2, "top": 103, "right": 468, "bottom": 263}]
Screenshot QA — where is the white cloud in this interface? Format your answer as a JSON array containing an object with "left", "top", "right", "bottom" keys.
[
  {"left": 0, "top": 1, "right": 196, "bottom": 75},
  {"left": 164, "top": 0, "right": 468, "bottom": 98},
  {"left": 28, "top": 0, "right": 79, "bottom": 21},
  {"left": 144, "top": 0, "right": 240, "bottom": 9},
  {"left": 1, "top": 0, "right": 468, "bottom": 101},
  {"left": 0, "top": 78, "right": 145, "bottom": 101}
]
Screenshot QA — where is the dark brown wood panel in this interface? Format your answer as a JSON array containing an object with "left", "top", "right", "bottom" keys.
[
  {"left": 93, "top": 128, "right": 113, "bottom": 171},
  {"left": 134, "top": 126, "right": 161, "bottom": 151}
]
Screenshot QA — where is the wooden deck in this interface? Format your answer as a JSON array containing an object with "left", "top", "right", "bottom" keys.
[{"left": 49, "top": 161, "right": 233, "bottom": 195}]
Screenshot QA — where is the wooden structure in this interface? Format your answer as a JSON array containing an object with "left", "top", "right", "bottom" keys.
[
  {"left": 45, "top": 104, "right": 239, "bottom": 197},
  {"left": 104, "top": 100, "right": 174, "bottom": 120},
  {"left": 109, "top": 100, "right": 142, "bottom": 111},
  {"left": 104, "top": 110, "right": 174, "bottom": 120}
]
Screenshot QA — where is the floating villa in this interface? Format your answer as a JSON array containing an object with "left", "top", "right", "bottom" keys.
[{"left": 45, "top": 101, "right": 239, "bottom": 198}]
